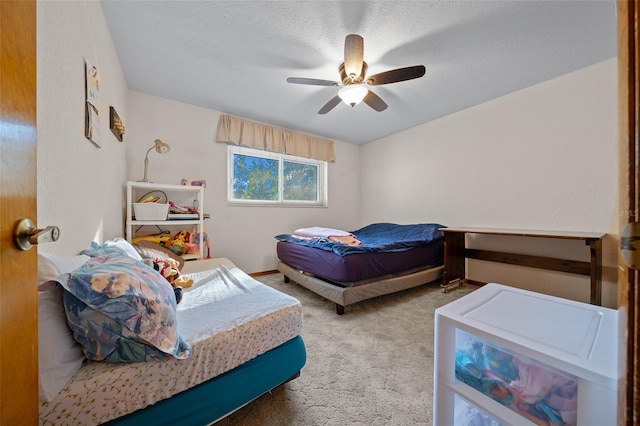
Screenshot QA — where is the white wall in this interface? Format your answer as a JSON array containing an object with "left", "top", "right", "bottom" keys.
[
  {"left": 360, "top": 59, "right": 618, "bottom": 307},
  {"left": 36, "top": 1, "right": 620, "bottom": 305},
  {"left": 35, "top": 0, "right": 360, "bottom": 274},
  {"left": 125, "top": 92, "right": 361, "bottom": 273},
  {"left": 37, "top": 0, "right": 128, "bottom": 257}
]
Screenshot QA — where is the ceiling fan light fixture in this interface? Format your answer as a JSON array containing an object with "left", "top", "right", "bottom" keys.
[
  {"left": 338, "top": 84, "right": 368, "bottom": 107},
  {"left": 287, "top": 34, "right": 425, "bottom": 114}
]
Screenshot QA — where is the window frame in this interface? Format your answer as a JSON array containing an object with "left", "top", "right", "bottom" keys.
[{"left": 227, "top": 146, "right": 327, "bottom": 207}]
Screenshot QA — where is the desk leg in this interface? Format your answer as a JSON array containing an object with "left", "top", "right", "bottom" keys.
[
  {"left": 588, "top": 238, "right": 602, "bottom": 306},
  {"left": 443, "top": 232, "right": 466, "bottom": 287}
]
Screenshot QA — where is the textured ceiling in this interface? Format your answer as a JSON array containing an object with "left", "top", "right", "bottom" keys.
[{"left": 100, "top": 0, "right": 617, "bottom": 145}]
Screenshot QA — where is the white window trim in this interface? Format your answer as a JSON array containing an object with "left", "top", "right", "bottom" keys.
[{"left": 227, "top": 146, "right": 328, "bottom": 207}]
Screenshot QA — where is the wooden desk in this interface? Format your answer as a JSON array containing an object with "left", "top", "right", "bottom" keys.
[{"left": 440, "top": 227, "right": 606, "bottom": 305}]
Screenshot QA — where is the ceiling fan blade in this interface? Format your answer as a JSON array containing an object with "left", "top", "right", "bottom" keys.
[
  {"left": 366, "top": 65, "right": 426, "bottom": 86},
  {"left": 287, "top": 77, "right": 339, "bottom": 86},
  {"left": 363, "top": 90, "right": 388, "bottom": 112},
  {"left": 344, "top": 34, "right": 364, "bottom": 80},
  {"left": 318, "top": 95, "right": 342, "bottom": 115}
]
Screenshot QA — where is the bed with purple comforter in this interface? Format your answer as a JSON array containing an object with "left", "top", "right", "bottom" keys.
[{"left": 275, "top": 223, "right": 446, "bottom": 314}]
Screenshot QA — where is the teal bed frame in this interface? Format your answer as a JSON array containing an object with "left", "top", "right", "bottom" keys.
[{"left": 106, "top": 335, "right": 306, "bottom": 425}]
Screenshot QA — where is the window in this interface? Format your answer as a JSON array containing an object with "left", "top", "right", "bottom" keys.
[{"left": 228, "top": 146, "right": 327, "bottom": 206}]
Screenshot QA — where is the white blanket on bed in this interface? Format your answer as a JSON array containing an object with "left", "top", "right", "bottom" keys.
[
  {"left": 177, "top": 259, "right": 299, "bottom": 341},
  {"left": 294, "top": 226, "right": 352, "bottom": 238},
  {"left": 39, "top": 258, "right": 302, "bottom": 425},
  {"left": 293, "top": 226, "right": 362, "bottom": 246}
]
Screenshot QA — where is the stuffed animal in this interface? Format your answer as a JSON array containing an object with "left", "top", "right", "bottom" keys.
[
  {"left": 167, "top": 230, "right": 191, "bottom": 256},
  {"left": 148, "top": 257, "right": 187, "bottom": 304},
  {"left": 173, "top": 274, "right": 194, "bottom": 289},
  {"left": 154, "top": 257, "right": 180, "bottom": 283}
]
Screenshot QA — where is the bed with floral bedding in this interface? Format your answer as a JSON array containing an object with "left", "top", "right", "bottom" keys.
[{"left": 37, "top": 239, "right": 305, "bottom": 425}]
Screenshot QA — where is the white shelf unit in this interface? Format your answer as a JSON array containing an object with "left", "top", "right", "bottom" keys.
[
  {"left": 433, "top": 283, "right": 618, "bottom": 426},
  {"left": 125, "top": 181, "right": 206, "bottom": 261}
]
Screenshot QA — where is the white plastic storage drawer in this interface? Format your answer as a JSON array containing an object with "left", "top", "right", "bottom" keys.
[
  {"left": 453, "top": 393, "right": 505, "bottom": 426},
  {"left": 433, "top": 283, "right": 618, "bottom": 426}
]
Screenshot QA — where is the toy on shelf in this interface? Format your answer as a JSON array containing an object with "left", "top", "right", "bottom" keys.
[
  {"left": 192, "top": 232, "right": 211, "bottom": 258},
  {"left": 167, "top": 200, "right": 209, "bottom": 220},
  {"left": 132, "top": 231, "right": 171, "bottom": 246},
  {"left": 167, "top": 230, "right": 191, "bottom": 255},
  {"left": 168, "top": 201, "right": 199, "bottom": 216},
  {"left": 132, "top": 229, "right": 210, "bottom": 260},
  {"left": 181, "top": 179, "right": 206, "bottom": 187}
]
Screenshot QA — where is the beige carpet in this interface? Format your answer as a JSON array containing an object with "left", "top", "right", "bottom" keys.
[{"left": 216, "top": 274, "right": 476, "bottom": 426}]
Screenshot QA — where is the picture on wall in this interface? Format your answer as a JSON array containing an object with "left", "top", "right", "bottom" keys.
[
  {"left": 84, "top": 60, "right": 101, "bottom": 147},
  {"left": 85, "top": 101, "right": 101, "bottom": 146},
  {"left": 86, "top": 61, "right": 100, "bottom": 104}
]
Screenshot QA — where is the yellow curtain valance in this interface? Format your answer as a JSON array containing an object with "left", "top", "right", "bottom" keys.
[{"left": 215, "top": 114, "right": 335, "bottom": 162}]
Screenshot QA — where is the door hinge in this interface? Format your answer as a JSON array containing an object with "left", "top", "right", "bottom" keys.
[{"left": 621, "top": 222, "right": 640, "bottom": 269}]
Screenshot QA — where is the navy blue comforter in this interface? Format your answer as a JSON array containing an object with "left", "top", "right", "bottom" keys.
[{"left": 274, "top": 223, "right": 445, "bottom": 257}]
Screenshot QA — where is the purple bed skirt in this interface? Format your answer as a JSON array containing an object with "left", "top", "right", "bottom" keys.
[{"left": 276, "top": 239, "right": 444, "bottom": 284}]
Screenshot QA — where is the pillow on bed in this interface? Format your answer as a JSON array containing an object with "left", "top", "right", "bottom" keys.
[
  {"left": 81, "top": 237, "right": 143, "bottom": 261},
  {"left": 37, "top": 252, "right": 90, "bottom": 402},
  {"left": 57, "top": 252, "right": 191, "bottom": 362},
  {"left": 38, "top": 251, "right": 91, "bottom": 285},
  {"left": 133, "top": 239, "right": 185, "bottom": 270}
]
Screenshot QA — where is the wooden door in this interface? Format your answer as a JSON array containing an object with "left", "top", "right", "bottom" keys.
[
  {"left": 0, "top": 0, "right": 38, "bottom": 423},
  {"left": 618, "top": 0, "right": 640, "bottom": 423}
]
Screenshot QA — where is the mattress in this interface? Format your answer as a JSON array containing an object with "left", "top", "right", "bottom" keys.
[
  {"left": 39, "top": 258, "right": 303, "bottom": 425},
  {"left": 276, "top": 238, "right": 444, "bottom": 284}
]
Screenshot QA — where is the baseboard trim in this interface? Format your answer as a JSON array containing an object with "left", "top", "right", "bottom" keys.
[{"left": 250, "top": 269, "right": 279, "bottom": 277}]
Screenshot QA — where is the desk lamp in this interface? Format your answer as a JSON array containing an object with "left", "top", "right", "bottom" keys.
[{"left": 140, "top": 139, "right": 170, "bottom": 183}]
